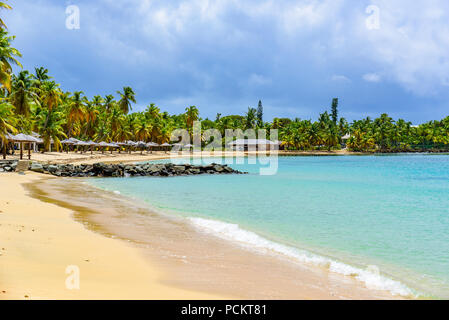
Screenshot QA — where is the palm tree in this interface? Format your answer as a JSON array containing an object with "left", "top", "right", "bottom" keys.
[
  {"left": 0, "top": 1, "right": 12, "bottom": 30},
  {"left": 10, "top": 70, "right": 38, "bottom": 117},
  {"left": 184, "top": 105, "right": 199, "bottom": 129},
  {"left": 103, "top": 94, "right": 115, "bottom": 113},
  {"left": 34, "top": 67, "right": 51, "bottom": 83},
  {"left": 116, "top": 86, "right": 136, "bottom": 114},
  {"left": 0, "top": 30, "right": 22, "bottom": 92},
  {"left": 245, "top": 107, "right": 257, "bottom": 129},
  {"left": 37, "top": 108, "right": 66, "bottom": 152},
  {"left": 83, "top": 101, "right": 99, "bottom": 137},
  {"left": 0, "top": 101, "right": 16, "bottom": 158},
  {"left": 134, "top": 116, "right": 152, "bottom": 142},
  {"left": 66, "top": 91, "right": 86, "bottom": 138},
  {"left": 39, "top": 81, "right": 62, "bottom": 112}
]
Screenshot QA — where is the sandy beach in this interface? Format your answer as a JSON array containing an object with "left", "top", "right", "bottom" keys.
[
  {"left": 0, "top": 167, "right": 405, "bottom": 300},
  {"left": 0, "top": 172, "right": 226, "bottom": 299}
]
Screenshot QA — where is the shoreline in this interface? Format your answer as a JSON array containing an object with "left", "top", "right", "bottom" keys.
[{"left": 17, "top": 173, "right": 408, "bottom": 300}]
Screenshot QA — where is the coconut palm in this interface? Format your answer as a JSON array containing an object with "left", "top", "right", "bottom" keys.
[
  {"left": 185, "top": 105, "right": 199, "bottom": 129},
  {"left": 37, "top": 108, "right": 66, "bottom": 152},
  {"left": 66, "top": 91, "right": 86, "bottom": 138},
  {"left": 0, "top": 1, "right": 12, "bottom": 30},
  {"left": 10, "top": 70, "right": 38, "bottom": 117},
  {"left": 103, "top": 94, "right": 115, "bottom": 113},
  {"left": 117, "top": 86, "right": 136, "bottom": 114},
  {"left": 0, "top": 30, "right": 22, "bottom": 92},
  {"left": 244, "top": 107, "right": 257, "bottom": 129},
  {"left": 0, "top": 101, "right": 16, "bottom": 158}
]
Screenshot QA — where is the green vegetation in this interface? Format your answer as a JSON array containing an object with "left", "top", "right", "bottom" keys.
[{"left": 1, "top": 2, "right": 449, "bottom": 154}]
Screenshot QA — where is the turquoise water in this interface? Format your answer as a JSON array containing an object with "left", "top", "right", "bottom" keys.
[{"left": 89, "top": 155, "right": 449, "bottom": 298}]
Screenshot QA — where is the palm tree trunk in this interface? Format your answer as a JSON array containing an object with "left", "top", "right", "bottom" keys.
[{"left": 2, "top": 142, "right": 6, "bottom": 160}]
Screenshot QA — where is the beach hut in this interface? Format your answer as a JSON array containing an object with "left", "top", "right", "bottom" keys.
[
  {"left": 227, "top": 139, "right": 277, "bottom": 151},
  {"left": 341, "top": 134, "right": 351, "bottom": 148}
]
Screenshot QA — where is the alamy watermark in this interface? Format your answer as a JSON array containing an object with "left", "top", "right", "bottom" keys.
[
  {"left": 366, "top": 5, "right": 380, "bottom": 30},
  {"left": 66, "top": 5, "right": 80, "bottom": 30},
  {"left": 65, "top": 265, "right": 80, "bottom": 290},
  {"left": 169, "top": 122, "right": 279, "bottom": 176}
]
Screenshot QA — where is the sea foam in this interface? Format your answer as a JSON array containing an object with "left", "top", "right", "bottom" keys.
[{"left": 188, "top": 217, "right": 414, "bottom": 297}]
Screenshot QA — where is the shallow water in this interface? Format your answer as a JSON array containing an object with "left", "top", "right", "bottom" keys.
[{"left": 89, "top": 155, "right": 449, "bottom": 298}]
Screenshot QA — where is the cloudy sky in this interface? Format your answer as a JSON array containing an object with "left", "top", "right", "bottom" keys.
[{"left": 5, "top": 0, "right": 449, "bottom": 123}]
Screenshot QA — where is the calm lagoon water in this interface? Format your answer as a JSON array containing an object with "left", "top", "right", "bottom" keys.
[{"left": 89, "top": 155, "right": 449, "bottom": 298}]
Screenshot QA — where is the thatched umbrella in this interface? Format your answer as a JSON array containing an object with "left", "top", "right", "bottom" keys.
[
  {"left": 8, "top": 133, "right": 36, "bottom": 160},
  {"left": 98, "top": 141, "right": 110, "bottom": 154},
  {"left": 160, "top": 142, "right": 172, "bottom": 153},
  {"left": 61, "top": 139, "right": 75, "bottom": 153},
  {"left": 115, "top": 142, "right": 127, "bottom": 153},
  {"left": 75, "top": 140, "right": 91, "bottom": 154},
  {"left": 86, "top": 141, "right": 98, "bottom": 154},
  {"left": 146, "top": 142, "right": 159, "bottom": 153},
  {"left": 126, "top": 140, "right": 137, "bottom": 154},
  {"left": 184, "top": 144, "right": 194, "bottom": 152},
  {"left": 135, "top": 141, "right": 147, "bottom": 154},
  {"left": 107, "top": 142, "right": 119, "bottom": 154}
]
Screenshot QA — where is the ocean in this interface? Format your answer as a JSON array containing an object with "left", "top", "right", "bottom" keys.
[{"left": 88, "top": 155, "right": 449, "bottom": 298}]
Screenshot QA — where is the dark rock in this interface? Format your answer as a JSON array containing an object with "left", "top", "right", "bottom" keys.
[{"left": 30, "top": 163, "right": 44, "bottom": 173}]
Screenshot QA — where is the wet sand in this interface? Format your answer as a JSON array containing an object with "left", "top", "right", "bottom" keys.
[{"left": 24, "top": 175, "right": 405, "bottom": 300}]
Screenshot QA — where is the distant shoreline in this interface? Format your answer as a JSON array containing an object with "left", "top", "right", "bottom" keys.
[{"left": 3, "top": 149, "right": 449, "bottom": 167}]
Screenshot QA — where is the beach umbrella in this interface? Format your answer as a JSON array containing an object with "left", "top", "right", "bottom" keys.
[
  {"left": 114, "top": 142, "right": 126, "bottom": 153},
  {"left": 160, "top": 142, "right": 172, "bottom": 153},
  {"left": 126, "top": 140, "right": 137, "bottom": 146},
  {"left": 67, "top": 137, "right": 81, "bottom": 144},
  {"left": 12, "top": 133, "right": 35, "bottom": 142},
  {"left": 85, "top": 141, "right": 98, "bottom": 154},
  {"left": 8, "top": 133, "right": 35, "bottom": 160},
  {"left": 145, "top": 142, "right": 159, "bottom": 154}
]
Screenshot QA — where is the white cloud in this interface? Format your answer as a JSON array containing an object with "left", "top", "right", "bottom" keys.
[
  {"left": 331, "top": 75, "right": 351, "bottom": 83},
  {"left": 354, "top": 0, "right": 449, "bottom": 94},
  {"left": 363, "top": 73, "right": 381, "bottom": 83},
  {"left": 248, "top": 73, "right": 272, "bottom": 86}
]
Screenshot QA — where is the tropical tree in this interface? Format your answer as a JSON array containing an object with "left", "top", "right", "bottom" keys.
[
  {"left": 0, "top": 101, "right": 16, "bottom": 158},
  {"left": 245, "top": 107, "right": 257, "bottom": 129},
  {"left": 37, "top": 108, "right": 66, "bottom": 152},
  {"left": 0, "top": 30, "right": 22, "bottom": 92},
  {"left": 117, "top": 86, "right": 136, "bottom": 114},
  {"left": 0, "top": 1, "right": 11, "bottom": 30},
  {"left": 185, "top": 105, "right": 199, "bottom": 129},
  {"left": 66, "top": 91, "right": 86, "bottom": 138},
  {"left": 10, "top": 70, "right": 38, "bottom": 116}
]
